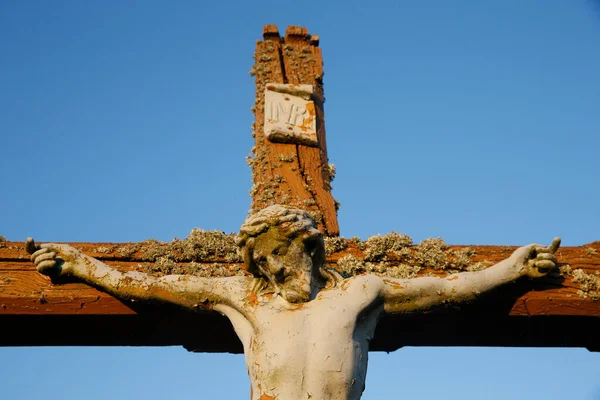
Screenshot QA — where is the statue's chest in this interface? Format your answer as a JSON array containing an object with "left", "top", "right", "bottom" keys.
[
  {"left": 254, "top": 294, "right": 358, "bottom": 342},
  {"left": 245, "top": 301, "right": 374, "bottom": 399},
  {"left": 247, "top": 296, "right": 372, "bottom": 373},
  {"left": 242, "top": 282, "right": 383, "bottom": 399},
  {"left": 248, "top": 280, "right": 381, "bottom": 355}
]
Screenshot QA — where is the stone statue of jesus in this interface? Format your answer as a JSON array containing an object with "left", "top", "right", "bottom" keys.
[{"left": 28, "top": 205, "right": 559, "bottom": 400}]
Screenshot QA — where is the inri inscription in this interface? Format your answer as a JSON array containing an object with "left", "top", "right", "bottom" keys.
[{"left": 264, "top": 83, "right": 318, "bottom": 147}]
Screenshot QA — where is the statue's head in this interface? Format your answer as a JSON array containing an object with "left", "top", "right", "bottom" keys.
[{"left": 235, "top": 205, "right": 340, "bottom": 303}]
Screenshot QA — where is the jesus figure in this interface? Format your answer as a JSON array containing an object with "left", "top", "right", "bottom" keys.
[{"left": 28, "top": 205, "right": 559, "bottom": 400}]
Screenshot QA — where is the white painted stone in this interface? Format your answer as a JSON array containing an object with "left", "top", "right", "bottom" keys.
[
  {"left": 27, "top": 206, "right": 560, "bottom": 400},
  {"left": 264, "top": 83, "right": 318, "bottom": 147}
]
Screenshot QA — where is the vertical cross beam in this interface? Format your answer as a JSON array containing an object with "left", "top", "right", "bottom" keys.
[{"left": 249, "top": 25, "right": 340, "bottom": 236}]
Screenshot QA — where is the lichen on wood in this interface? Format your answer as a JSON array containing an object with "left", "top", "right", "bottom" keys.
[
  {"left": 142, "top": 259, "right": 246, "bottom": 278},
  {"left": 333, "top": 235, "right": 493, "bottom": 277},
  {"left": 572, "top": 269, "right": 600, "bottom": 300},
  {"left": 414, "top": 238, "right": 449, "bottom": 269},
  {"left": 110, "top": 232, "right": 493, "bottom": 279},
  {"left": 34, "top": 231, "right": 594, "bottom": 290},
  {"left": 336, "top": 255, "right": 421, "bottom": 279},
  {"left": 324, "top": 236, "right": 348, "bottom": 256},
  {"left": 364, "top": 232, "right": 413, "bottom": 261},
  {"left": 137, "top": 229, "right": 241, "bottom": 263}
]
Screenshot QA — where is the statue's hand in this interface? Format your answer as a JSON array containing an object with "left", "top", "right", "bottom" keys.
[
  {"left": 510, "top": 237, "right": 561, "bottom": 278},
  {"left": 26, "top": 238, "right": 81, "bottom": 277}
]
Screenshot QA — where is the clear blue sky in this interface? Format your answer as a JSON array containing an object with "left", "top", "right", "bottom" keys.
[{"left": 1, "top": 1, "right": 599, "bottom": 399}]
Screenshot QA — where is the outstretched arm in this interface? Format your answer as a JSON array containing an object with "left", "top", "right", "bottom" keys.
[
  {"left": 380, "top": 238, "right": 560, "bottom": 314},
  {"left": 27, "top": 239, "right": 248, "bottom": 311}
]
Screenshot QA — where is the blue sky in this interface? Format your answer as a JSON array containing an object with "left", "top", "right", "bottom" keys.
[{"left": 1, "top": 1, "right": 599, "bottom": 399}]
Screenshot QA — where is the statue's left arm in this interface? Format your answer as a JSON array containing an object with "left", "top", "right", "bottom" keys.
[{"left": 380, "top": 238, "right": 560, "bottom": 314}]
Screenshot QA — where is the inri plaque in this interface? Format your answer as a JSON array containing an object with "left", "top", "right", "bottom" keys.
[{"left": 264, "top": 83, "right": 318, "bottom": 147}]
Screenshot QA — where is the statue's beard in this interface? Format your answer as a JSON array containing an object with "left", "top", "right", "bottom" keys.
[{"left": 281, "top": 284, "right": 311, "bottom": 303}]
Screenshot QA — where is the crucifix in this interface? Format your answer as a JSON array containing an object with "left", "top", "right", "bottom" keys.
[{"left": 1, "top": 25, "right": 599, "bottom": 400}]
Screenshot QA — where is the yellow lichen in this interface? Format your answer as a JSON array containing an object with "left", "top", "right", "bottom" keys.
[
  {"left": 572, "top": 269, "right": 600, "bottom": 300},
  {"left": 559, "top": 264, "right": 573, "bottom": 276},
  {"left": 385, "top": 264, "right": 422, "bottom": 279},
  {"left": 450, "top": 247, "right": 476, "bottom": 270},
  {"left": 350, "top": 236, "right": 366, "bottom": 251},
  {"left": 324, "top": 236, "right": 348, "bottom": 256},
  {"left": 414, "top": 238, "right": 449, "bottom": 269},
  {"left": 325, "top": 164, "right": 336, "bottom": 182},
  {"left": 117, "top": 242, "right": 140, "bottom": 258},
  {"left": 466, "top": 261, "right": 492, "bottom": 272},
  {"left": 143, "top": 260, "right": 247, "bottom": 278},
  {"left": 278, "top": 154, "right": 296, "bottom": 163},
  {"left": 172, "top": 229, "right": 240, "bottom": 262},
  {"left": 364, "top": 232, "right": 413, "bottom": 261},
  {"left": 122, "top": 227, "right": 497, "bottom": 280},
  {"left": 336, "top": 255, "right": 366, "bottom": 276},
  {"left": 95, "top": 245, "right": 116, "bottom": 254}
]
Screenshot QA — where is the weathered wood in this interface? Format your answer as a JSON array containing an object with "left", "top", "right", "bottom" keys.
[
  {"left": 1, "top": 240, "right": 599, "bottom": 352},
  {"left": 2, "top": 24, "right": 599, "bottom": 356},
  {"left": 249, "top": 25, "right": 339, "bottom": 235}
]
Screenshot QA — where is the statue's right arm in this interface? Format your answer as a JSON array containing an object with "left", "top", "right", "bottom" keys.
[
  {"left": 378, "top": 238, "right": 560, "bottom": 314},
  {"left": 27, "top": 239, "right": 249, "bottom": 311}
]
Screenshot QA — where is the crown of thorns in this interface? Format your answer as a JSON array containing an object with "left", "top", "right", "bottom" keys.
[{"left": 235, "top": 205, "right": 319, "bottom": 247}]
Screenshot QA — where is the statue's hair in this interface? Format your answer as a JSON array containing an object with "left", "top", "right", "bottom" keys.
[
  {"left": 235, "top": 205, "right": 342, "bottom": 290},
  {"left": 236, "top": 205, "right": 319, "bottom": 247}
]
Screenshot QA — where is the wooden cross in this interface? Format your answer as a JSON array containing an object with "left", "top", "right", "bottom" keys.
[{"left": 1, "top": 24, "right": 598, "bottom": 361}]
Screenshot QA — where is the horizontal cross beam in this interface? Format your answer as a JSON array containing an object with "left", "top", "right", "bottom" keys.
[{"left": 1, "top": 239, "right": 598, "bottom": 352}]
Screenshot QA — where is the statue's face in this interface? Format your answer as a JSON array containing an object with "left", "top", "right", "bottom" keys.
[{"left": 251, "top": 228, "right": 325, "bottom": 303}]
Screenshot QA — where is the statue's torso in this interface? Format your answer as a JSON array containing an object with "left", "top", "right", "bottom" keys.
[{"left": 224, "top": 275, "right": 384, "bottom": 400}]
